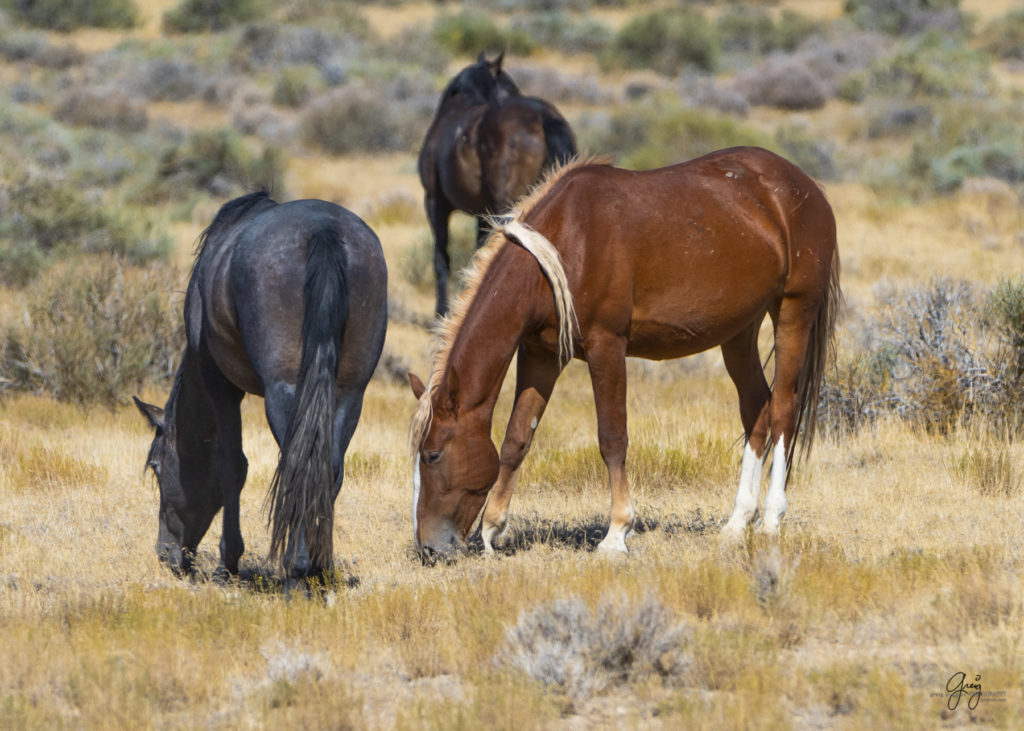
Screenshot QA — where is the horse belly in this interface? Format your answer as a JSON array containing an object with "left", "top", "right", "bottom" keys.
[{"left": 624, "top": 267, "right": 779, "bottom": 360}]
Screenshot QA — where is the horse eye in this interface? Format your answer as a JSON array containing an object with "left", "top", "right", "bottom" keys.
[
  {"left": 423, "top": 450, "right": 442, "bottom": 466},
  {"left": 148, "top": 460, "right": 161, "bottom": 476}
]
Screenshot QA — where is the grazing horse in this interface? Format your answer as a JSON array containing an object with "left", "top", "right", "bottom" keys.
[
  {"left": 135, "top": 192, "right": 387, "bottom": 578},
  {"left": 418, "top": 52, "right": 577, "bottom": 317},
  {"left": 409, "top": 147, "right": 840, "bottom": 561}
]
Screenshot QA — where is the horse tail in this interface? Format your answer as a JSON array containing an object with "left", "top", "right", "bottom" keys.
[
  {"left": 501, "top": 218, "right": 577, "bottom": 365},
  {"left": 267, "top": 227, "right": 348, "bottom": 571},
  {"left": 792, "top": 245, "right": 841, "bottom": 466},
  {"left": 542, "top": 114, "right": 577, "bottom": 169}
]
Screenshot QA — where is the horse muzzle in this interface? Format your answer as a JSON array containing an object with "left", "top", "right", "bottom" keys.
[
  {"left": 416, "top": 524, "right": 463, "bottom": 566},
  {"left": 156, "top": 540, "right": 193, "bottom": 576}
]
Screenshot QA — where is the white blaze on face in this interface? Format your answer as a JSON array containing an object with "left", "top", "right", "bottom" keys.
[{"left": 412, "top": 460, "right": 421, "bottom": 549}]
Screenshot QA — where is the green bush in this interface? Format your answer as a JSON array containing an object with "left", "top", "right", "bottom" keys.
[
  {"left": 401, "top": 221, "right": 477, "bottom": 296},
  {"left": 866, "top": 33, "right": 993, "bottom": 99},
  {"left": 508, "top": 11, "right": 612, "bottom": 55},
  {"left": 301, "top": 85, "right": 420, "bottom": 155},
  {"left": 163, "top": 0, "right": 267, "bottom": 34},
  {"left": 2, "top": 0, "right": 138, "bottom": 31},
  {"left": 1, "top": 259, "right": 184, "bottom": 405},
  {"left": 272, "top": 65, "right": 324, "bottom": 108},
  {"left": 844, "top": 0, "right": 963, "bottom": 35},
  {"left": 717, "top": 6, "right": 776, "bottom": 55},
  {"left": 930, "top": 143, "right": 1024, "bottom": 192},
  {"left": 979, "top": 9, "right": 1024, "bottom": 60},
  {"left": 0, "top": 177, "right": 170, "bottom": 276},
  {"left": 53, "top": 88, "right": 148, "bottom": 133},
  {"left": 432, "top": 11, "right": 535, "bottom": 56},
  {"left": 605, "top": 9, "right": 719, "bottom": 74},
  {"left": 148, "top": 129, "right": 284, "bottom": 199},
  {"left": 577, "top": 97, "right": 771, "bottom": 170}
]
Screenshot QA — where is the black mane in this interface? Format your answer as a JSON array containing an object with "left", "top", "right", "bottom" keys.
[{"left": 194, "top": 191, "right": 277, "bottom": 257}]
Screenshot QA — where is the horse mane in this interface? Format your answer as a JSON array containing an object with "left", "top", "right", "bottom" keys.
[
  {"left": 194, "top": 191, "right": 276, "bottom": 258},
  {"left": 410, "top": 156, "right": 603, "bottom": 454}
]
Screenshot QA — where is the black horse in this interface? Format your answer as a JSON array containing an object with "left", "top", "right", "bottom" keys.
[
  {"left": 418, "top": 52, "right": 577, "bottom": 317},
  {"left": 135, "top": 192, "right": 387, "bottom": 579}
]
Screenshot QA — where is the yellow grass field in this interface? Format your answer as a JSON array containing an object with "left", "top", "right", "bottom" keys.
[{"left": 2, "top": 0, "right": 1023, "bottom": 728}]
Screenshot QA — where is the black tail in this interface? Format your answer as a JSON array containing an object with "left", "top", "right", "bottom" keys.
[
  {"left": 542, "top": 115, "right": 577, "bottom": 168},
  {"left": 267, "top": 227, "right": 348, "bottom": 570}
]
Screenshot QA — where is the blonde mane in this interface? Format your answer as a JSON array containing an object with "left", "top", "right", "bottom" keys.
[{"left": 409, "top": 155, "right": 602, "bottom": 454}]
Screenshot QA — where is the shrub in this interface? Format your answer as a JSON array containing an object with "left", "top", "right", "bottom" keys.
[
  {"left": 53, "top": 88, "right": 148, "bottom": 133},
  {"left": 497, "top": 595, "right": 690, "bottom": 708},
  {"left": 163, "top": 0, "right": 267, "bottom": 34},
  {"left": 401, "top": 223, "right": 476, "bottom": 295},
  {"left": 819, "top": 278, "right": 1024, "bottom": 437},
  {"left": 432, "top": 11, "right": 535, "bottom": 56},
  {"left": 508, "top": 11, "right": 612, "bottom": 56},
  {"left": 733, "top": 56, "right": 828, "bottom": 110},
  {"left": 606, "top": 9, "right": 719, "bottom": 74},
  {"left": 774, "top": 125, "right": 837, "bottom": 181},
  {"left": 2, "top": 0, "right": 138, "bottom": 31},
  {"left": 717, "top": 6, "right": 777, "bottom": 55},
  {"left": 930, "top": 143, "right": 1024, "bottom": 192},
  {"left": 300, "top": 84, "right": 420, "bottom": 155},
  {"left": 979, "top": 9, "right": 1024, "bottom": 61},
  {"left": 132, "top": 58, "right": 204, "bottom": 102},
  {"left": 865, "top": 33, "right": 992, "bottom": 99},
  {"left": 272, "top": 65, "right": 324, "bottom": 108},
  {"left": 844, "top": 0, "right": 965, "bottom": 36},
  {"left": 149, "top": 129, "right": 284, "bottom": 199},
  {"left": 576, "top": 97, "right": 772, "bottom": 170},
  {"left": 1, "top": 177, "right": 170, "bottom": 268},
  {"left": 0, "top": 31, "right": 84, "bottom": 68},
  {"left": 0, "top": 259, "right": 184, "bottom": 405}
]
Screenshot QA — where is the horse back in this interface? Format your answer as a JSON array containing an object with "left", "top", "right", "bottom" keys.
[
  {"left": 525, "top": 147, "right": 835, "bottom": 358},
  {"left": 196, "top": 200, "right": 386, "bottom": 396}
]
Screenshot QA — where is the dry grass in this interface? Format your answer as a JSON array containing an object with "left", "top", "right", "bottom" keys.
[{"left": 2, "top": 1, "right": 1023, "bottom": 727}]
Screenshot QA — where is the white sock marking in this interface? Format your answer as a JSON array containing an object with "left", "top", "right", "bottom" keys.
[{"left": 723, "top": 442, "right": 762, "bottom": 536}]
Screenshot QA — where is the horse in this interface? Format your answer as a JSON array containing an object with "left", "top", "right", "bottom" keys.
[
  {"left": 408, "top": 146, "right": 840, "bottom": 562},
  {"left": 418, "top": 52, "right": 577, "bottom": 317},
  {"left": 135, "top": 192, "right": 387, "bottom": 579}
]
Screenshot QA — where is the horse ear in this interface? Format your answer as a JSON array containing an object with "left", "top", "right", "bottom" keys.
[
  {"left": 441, "top": 368, "right": 460, "bottom": 415},
  {"left": 409, "top": 373, "right": 426, "bottom": 400},
  {"left": 477, "top": 51, "right": 487, "bottom": 64},
  {"left": 133, "top": 396, "right": 165, "bottom": 431},
  {"left": 493, "top": 50, "right": 505, "bottom": 74}
]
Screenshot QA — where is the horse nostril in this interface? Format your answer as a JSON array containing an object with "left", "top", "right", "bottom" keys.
[{"left": 419, "top": 545, "right": 438, "bottom": 567}]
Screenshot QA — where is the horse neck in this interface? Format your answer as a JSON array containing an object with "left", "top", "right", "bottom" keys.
[
  {"left": 440, "top": 249, "right": 542, "bottom": 420},
  {"left": 168, "top": 348, "right": 217, "bottom": 461}
]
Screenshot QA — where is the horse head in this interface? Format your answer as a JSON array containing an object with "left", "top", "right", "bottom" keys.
[
  {"left": 440, "top": 52, "right": 521, "bottom": 107},
  {"left": 134, "top": 395, "right": 221, "bottom": 575},
  {"left": 408, "top": 372, "right": 499, "bottom": 563}
]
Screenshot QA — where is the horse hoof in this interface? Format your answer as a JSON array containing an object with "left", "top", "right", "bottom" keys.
[{"left": 595, "top": 538, "right": 629, "bottom": 556}]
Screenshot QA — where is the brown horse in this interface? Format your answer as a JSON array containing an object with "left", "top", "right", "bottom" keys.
[
  {"left": 409, "top": 146, "right": 840, "bottom": 561},
  {"left": 418, "top": 53, "right": 577, "bottom": 317}
]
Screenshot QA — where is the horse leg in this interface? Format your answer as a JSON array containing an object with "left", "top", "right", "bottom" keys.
[
  {"left": 481, "top": 344, "right": 561, "bottom": 554},
  {"left": 200, "top": 360, "right": 248, "bottom": 575},
  {"left": 586, "top": 334, "right": 634, "bottom": 554},
  {"left": 305, "top": 389, "right": 367, "bottom": 576},
  {"left": 262, "top": 382, "right": 315, "bottom": 577},
  {"left": 761, "top": 297, "right": 818, "bottom": 535},
  {"left": 426, "top": 194, "right": 454, "bottom": 317},
  {"left": 719, "top": 321, "right": 772, "bottom": 539}
]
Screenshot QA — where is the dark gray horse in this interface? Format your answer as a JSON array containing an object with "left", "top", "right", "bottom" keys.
[
  {"left": 418, "top": 53, "right": 577, "bottom": 317},
  {"left": 135, "top": 192, "right": 387, "bottom": 580}
]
